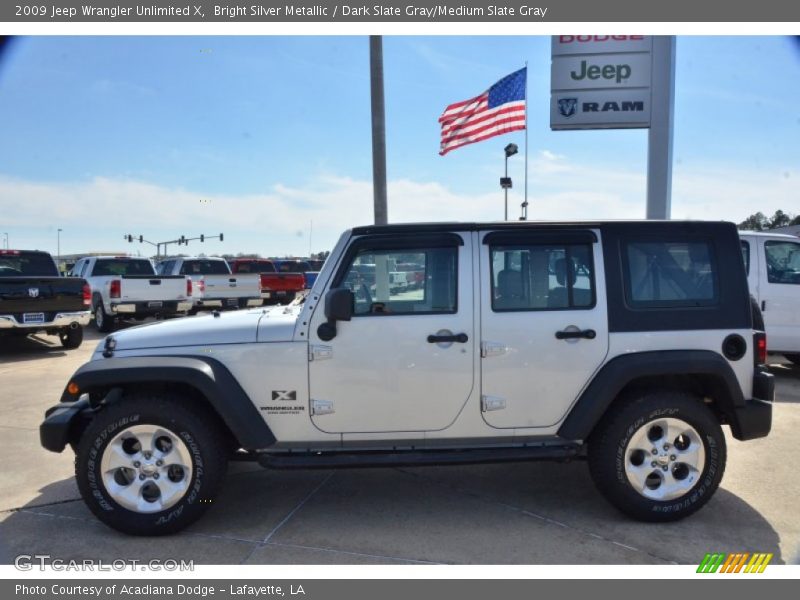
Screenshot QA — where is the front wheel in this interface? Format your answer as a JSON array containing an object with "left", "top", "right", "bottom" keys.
[
  {"left": 588, "top": 391, "right": 726, "bottom": 522},
  {"left": 75, "top": 393, "right": 228, "bottom": 535}
]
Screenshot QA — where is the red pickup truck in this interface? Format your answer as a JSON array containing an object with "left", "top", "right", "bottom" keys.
[{"left": 227, "top": 259, "right": 305, "bottom": 305}]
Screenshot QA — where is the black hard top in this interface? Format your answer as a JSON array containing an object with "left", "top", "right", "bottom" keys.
[{"left": 350, "top": 220, "right": 734, "bottom": 236}]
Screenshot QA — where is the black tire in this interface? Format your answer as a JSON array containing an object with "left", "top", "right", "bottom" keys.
[
  {"left": 59, "top": 326, "right": 83, "bottom": 349},
  {"left": 784, "top": 353, "right": 800, "bottom": 366},
  {"left": 588, "top": 391, "right": 726, "bottom": 522},
  {"left": 75, "top": 393, "right": 228, "bottom": 535},
  {"left": 93, "top": 299, "right": 114, "bottom": 333}
]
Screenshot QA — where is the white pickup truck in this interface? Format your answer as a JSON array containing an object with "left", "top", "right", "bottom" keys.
[
  {"left": 156, "top": 257, "right": 262, "bottom": 312},
  {"left": 739, "top": 231, "right": 800, "bottom": 364},
  {"left": 69, "top": 256, "right": 192, "bottom": 332}
]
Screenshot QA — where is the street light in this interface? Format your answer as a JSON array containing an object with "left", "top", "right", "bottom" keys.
[
  {"left": 57, "top": 228, "right": 63, "bottom": 274},
  {"left": 2, "top": 233, "right": 7, "bottom": 249},
  {"left": 502, "top": 143, "right": 519, "bottom": 221}
]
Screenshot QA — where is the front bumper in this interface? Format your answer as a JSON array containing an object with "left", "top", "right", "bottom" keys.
[
  {"left": 40, "top": 397, "right": 92, "bottom": 453},
  {"left": 0, "top": 311, "right": 91, "bottom": 330}
]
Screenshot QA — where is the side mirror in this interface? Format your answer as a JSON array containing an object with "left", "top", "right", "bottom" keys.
[
  {"left": 325, "top": 288, "right": 353, "bottom": 322},
  {"left": 318, "top": 288, "right": 353, "bottom": 341}
]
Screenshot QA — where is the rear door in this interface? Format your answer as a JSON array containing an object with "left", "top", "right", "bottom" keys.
[{"left": 479, "top": 229, "right": 609, "bottom": 429}]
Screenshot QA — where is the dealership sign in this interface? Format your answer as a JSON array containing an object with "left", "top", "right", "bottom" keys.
[{"left": 551, "top": 35, "right": 653, "bottom": 130}]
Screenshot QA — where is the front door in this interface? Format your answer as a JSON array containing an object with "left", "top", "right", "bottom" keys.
[
  {"left": 308, "top": 233, "right": 474, "bottom": 434},
  {"left": 479, "top": 229, "right": 609, "bottom": 429}
]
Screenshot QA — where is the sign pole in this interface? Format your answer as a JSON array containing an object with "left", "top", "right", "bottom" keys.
[
  {"left": 523, "top": 61, "right": 528, "bottom": 220},
  {"left": 646, "top": 36, "right": 675, "bottom": 220}
]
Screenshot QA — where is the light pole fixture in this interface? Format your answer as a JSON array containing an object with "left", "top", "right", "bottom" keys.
[
  {"left": 57, "top": 228, "right": 63, "bottom": 273},
  {"left": 502, "top": 143, "right": 518, "bottom": 221},
  {"left": 2, "top": 232, "right": 7, "bottom": 249}
]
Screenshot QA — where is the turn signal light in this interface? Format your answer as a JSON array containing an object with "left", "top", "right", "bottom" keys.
[
  {"left": 109, "top": 279, "right": 121, "bottom": 299},
  {"left": 82, "top": 283, "right": 91, "bottom": 306},
  {"left": 187, "top": 278, "right": 193, "bottom": 297},
  {"left": 67, "top": 382, "right": 80, "bottom": 395}
]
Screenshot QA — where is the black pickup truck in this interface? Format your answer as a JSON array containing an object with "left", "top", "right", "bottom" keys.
[{"left": 0, "top": 250, "right": 91, "bottom": 349}]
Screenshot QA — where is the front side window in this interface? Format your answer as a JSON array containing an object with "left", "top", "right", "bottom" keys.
[
  {"left": 765, "top": 241, "right": 800, "bottom": 285},
  {"left": 490, "top": 244, "right": 594, "bottom": 311},
  {"left": 624, "top": 241, "right": 717, "bottom": 307},
  {"left": 340, "top": 246, "right": 457, "bottom": 316}
]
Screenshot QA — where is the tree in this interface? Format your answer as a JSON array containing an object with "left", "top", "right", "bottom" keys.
[{"left": 738, "top": 210, "right": 799, "bottom": 231}]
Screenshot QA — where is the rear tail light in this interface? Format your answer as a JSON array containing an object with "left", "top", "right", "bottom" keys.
[
  {"left": 109, "top": 279, "right": 121, "bottom": 299},
  {"left": 82, "top": 283, "right": 91, "bottom": 306},
  {"left": 754, "top": 332, "right": 767, "bottom": 366},
  {"left": 187, "top": 278, "right": 193, "bottom": 297},
  {"left": 260, "top": 274, "right": 271, "bottom": 290},
  {"left": 197, "top": 280, "right": 205, "bottom": 293}
]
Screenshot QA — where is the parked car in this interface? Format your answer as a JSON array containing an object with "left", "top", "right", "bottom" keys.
[
  {"left": 71, "top": 256, "right": 192, "bottom": 333},
  {"left": 228, "top": 258, "right": 305, "bottom": 305},
  {"left": 156, "top": 257, "right": 262, "bottom": 312},
  {"left": 41, "top": 220, "right": 772, "bottom": 534},
  {"left": 0, "top": 249, "right": 90, "bottom": 348},
  {"left": 739, "top": 231, "right": 800, "bottom": 364}
]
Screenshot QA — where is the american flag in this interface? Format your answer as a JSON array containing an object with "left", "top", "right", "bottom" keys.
[{"left": 439, "top": 67, "right": 527, "bottom": 156}]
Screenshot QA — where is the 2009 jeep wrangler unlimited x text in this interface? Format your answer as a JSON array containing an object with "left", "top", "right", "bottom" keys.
[{"left": 40, "top": 221, "right": 774, "bottom": 535}]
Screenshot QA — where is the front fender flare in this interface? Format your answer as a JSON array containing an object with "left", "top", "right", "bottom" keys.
[{"left": 61, "top": 356, "right": 276, "bottom": 450}]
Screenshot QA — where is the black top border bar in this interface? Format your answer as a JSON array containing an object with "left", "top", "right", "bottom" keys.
[{"left": 3, "top": 0, "right": 800, "bottom": 22}]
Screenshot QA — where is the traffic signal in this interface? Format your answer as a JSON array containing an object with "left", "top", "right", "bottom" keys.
[
  {"left": 126, "top": 234, "right": 133, "bottom": 243},
  {"left": 219, "top": 233, "right": 224, "bottom": 242},
  {"left": 180, "top": 235, "right": 186, "bottom": 245},
  {"left": 139, "top": 235, "right": 143, "bottom": 243},
  {"left": 200, "top": 234, "right": 204, "bottom": 242}
]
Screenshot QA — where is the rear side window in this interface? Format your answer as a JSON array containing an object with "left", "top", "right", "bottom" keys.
[
  {"left": 490, "top": 244, "right": 595, "bottom": 311},
  {"left": 764, "top": 241, "right": 800, "bottom": 285},
  {"left": 624, "top": 241, "right": 717, "bottom": 308},
  {"left": 92, "top": 259, "right": 155, "bottom": 277},
  {"left": 179, "top": 260, "right": 230, "bottom": 275}
]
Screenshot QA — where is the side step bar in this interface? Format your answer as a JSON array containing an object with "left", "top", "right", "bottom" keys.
[{"left": 257, "top": 444, "right": 582, "bottom": 470}]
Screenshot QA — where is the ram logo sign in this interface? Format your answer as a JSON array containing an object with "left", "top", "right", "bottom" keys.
[{"left": 557, "top": 98, "right": 578, "bottom": 118}]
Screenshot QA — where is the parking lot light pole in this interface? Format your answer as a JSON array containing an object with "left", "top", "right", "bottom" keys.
[
  {"left": 502, "top": 143, "right": 518, "bottom": 221},
  {"left": 57, "top": 228, "right": 62, "bottom": 273},
  {"left": 3, "top": 232, "right": 8, "bottom": 249}
]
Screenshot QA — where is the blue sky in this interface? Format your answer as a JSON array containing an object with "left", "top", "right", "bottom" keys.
[{"left": 0, "top": 35, "right": 798, "bottom": 258}]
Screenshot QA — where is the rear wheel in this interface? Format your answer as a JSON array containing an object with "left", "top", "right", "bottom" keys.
[
  {"left": 75, "top": 393, "right": 228, "bottom": 535},
  {"left": 94, "top": 300, "right": 114, "bottom": 333},
  {"left": 59, "top": 326, "right": 83, "bottom": 349},
  {"left": 588, "top": 391, "right": 726, "bottom": 522}
]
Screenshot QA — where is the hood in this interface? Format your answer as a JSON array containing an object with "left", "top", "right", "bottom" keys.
[{"left": 102, "top": 308, "right": 298, "bottom": 352}]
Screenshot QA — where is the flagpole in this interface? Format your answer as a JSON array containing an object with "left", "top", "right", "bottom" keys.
[{"left": 523, "top": 61, "right": 529, "bottom": 220}]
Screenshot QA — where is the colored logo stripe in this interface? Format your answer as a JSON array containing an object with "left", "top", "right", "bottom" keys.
[{"left": 697, "top": 552, "right": 772, "bottom": 573}]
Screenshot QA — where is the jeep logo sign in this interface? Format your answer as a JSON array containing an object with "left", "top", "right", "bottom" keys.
[{"left": 551, "top": 35, "right": 653, "bottom": 130}]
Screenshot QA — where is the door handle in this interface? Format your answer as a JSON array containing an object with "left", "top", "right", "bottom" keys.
[
  {"left": 427, "top": 333, "right": 469, "bottom": 344},
  {"left": 555, "top": 329, "right": 596, "bottom": 340}
]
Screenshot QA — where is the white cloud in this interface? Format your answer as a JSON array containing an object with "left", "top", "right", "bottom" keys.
[{"left": 1, "top": 157, "right": 796, "bottom": 256}]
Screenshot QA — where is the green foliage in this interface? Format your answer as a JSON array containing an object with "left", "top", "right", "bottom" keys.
[{"left": 737, "top": 210, "right": 800, "bottom": 231}]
